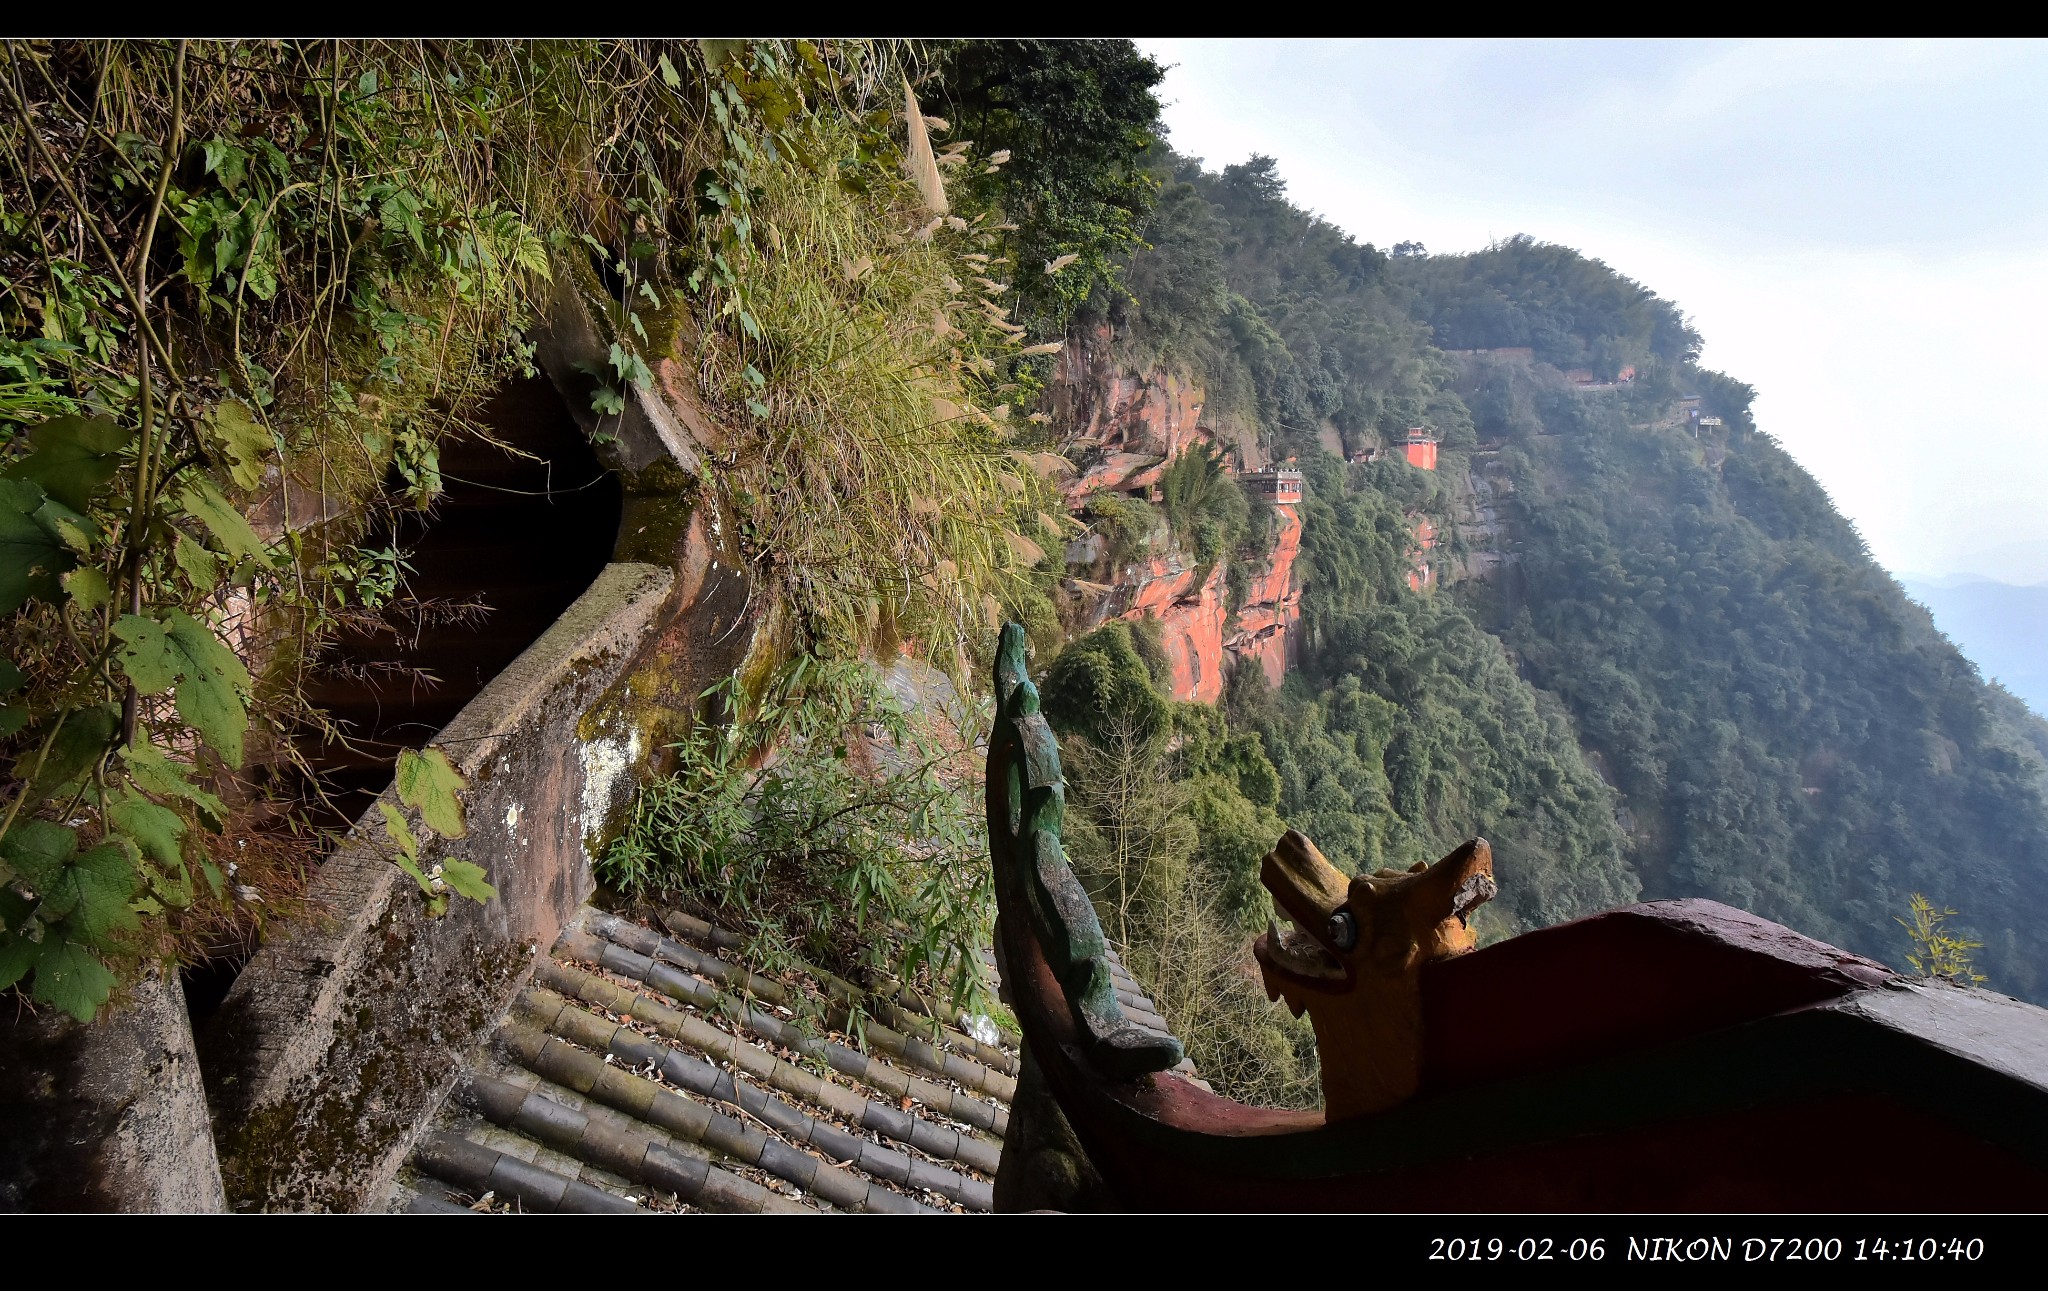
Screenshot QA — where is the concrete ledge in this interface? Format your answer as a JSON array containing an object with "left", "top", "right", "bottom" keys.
[{"left": 201, "top": 561, "right": 673, "bottom": 1212}]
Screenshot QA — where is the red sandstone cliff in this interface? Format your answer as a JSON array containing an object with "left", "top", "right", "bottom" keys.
[{"left": 1052, "top": 325, "right": 1300, "bottom": 702}]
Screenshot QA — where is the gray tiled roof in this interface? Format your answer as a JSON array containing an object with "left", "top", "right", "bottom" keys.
[{"left": 393, "top": 905, "right": 1166, "bottom": 1213}]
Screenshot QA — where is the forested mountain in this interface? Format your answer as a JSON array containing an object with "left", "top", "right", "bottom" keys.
[
  {"left": 1045, "top": 139, "right": 2048, "bottom": 1041},
  {"left": 1458, "top": 375, "right": 2048, "bottom": 999},
  {"left": 7, "top": 35, "right": 2038, "bottom": 1117}
]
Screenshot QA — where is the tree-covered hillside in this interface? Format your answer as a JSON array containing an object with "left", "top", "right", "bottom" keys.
[
  {"left": 1058, "top": 142, "right": 2048, "bottom": 1011},
  {"left": 1460, "top": 374, "right": 2048, "bottom": 998}
]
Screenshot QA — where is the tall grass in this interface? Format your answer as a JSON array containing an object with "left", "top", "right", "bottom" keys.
[{"left": 697, "top": 102, "right": 1063, "bottom": 671}]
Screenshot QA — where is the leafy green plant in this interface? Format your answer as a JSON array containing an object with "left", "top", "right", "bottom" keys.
[
  {"left": 1040, "top": 621, "right": 1314, "bottom": 1107},
  {"left": 603, "top": 656, "right": 994, "bottom": 1021},
  {"left": 0, "top": 36, "right": 1121, "bottom": 1022},
  {"left": 378, "top": 747, "right": 493, "bottom": 917},
  {"left": 1896, "top": 894, "right": 1986, "bottom": 985},
  {"left": 681, "top": 48, "right": 1068, "bottom": 668},
  {"left": 0, "top": 40, "right": 730, "bottom": 1016},
  {"left": 1078, "top": 489, "right": 1160, "bottom": 570},
  {"left": 1159, "top": 441, "right": 1248, "bottom": 574}
]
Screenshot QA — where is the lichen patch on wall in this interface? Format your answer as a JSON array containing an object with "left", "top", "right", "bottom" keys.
[{"left": 578, "top": 727, "right": 643, "bottom": 856}]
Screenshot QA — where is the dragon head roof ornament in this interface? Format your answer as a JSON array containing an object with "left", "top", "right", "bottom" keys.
[
  {"left": 986, "top": 623, "right": 1183, "bottom": 1079},
  {"left": 988, "top": 620, "right": 1490, "bottom": 1113},
  {"left": 982, "top": 622, "right": 2032, "bottom": 1212},
  {"left": 1254, "top": 830, "right": 1496, "bottom": 1119}
]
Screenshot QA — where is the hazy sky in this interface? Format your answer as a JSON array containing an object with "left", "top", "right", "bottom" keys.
[{"left": 1140, "top": 39, "right": 2048, "bottom": 583}]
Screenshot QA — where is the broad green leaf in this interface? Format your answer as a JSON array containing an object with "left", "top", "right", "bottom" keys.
[
  {"left": 173, "top": 533, "right": 219, "bottom": 588},
  {"left": 440, "top": 859, "right": 496, "bottom": 904},
  {"left": 29, "top": 939, "right": 118, "bottom": 1022},
  {"left": 39, "top": 494, "right": 100, "bottom": 556},
  {"left": 106, "top": 791, "right": 185, "bottom": 869},
  {"left": 124, "top": 736, "right": 228, "bottom": 823},
  {"left": 395, "top": 746, "right": 467, "bottom": 839},
  {"left": 0, "top": 933, "right": 36, "bottom": 992},
  {"left": 112, "top": 614, "right": 179, "bottom": 694},
  {"left": 165, "top": 611, "right": 251, "bottom": 767},
  {"left": 61, "top": 566, "right": 109, "bottom": 611},
  {"left": 0, "top": 477, "right": 74, "bottom": 614},
  {"left": 11, "top": 704, "right": 118, "bottom": 808},
  {"left": 0, "top": 658, "right": 21, "bottom": 693},
  {"left": 1, "top": 414, "right": 130, "bottom": 511},
  {"left": 206, "top": 399, "right": 271, "bottom": 490},
  {"left": 177, "top": 479, "right": 273, "bottom": 566},
  {"left": 378, "top": 799, "right": 419, "bottom": 862},
  {"left": 45, "top": 840, "right": 139, "bottom": 939},
  {"left": 0, "top": 818, "right": 78, "bottom": 888},
  {"left": 113, "top": 613, "right": 251, "bottom": 766}
]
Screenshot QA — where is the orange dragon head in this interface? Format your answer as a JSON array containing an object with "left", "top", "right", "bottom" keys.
[{"left": 1253, "top": 830, "right": 1496, "bottom": 1121}]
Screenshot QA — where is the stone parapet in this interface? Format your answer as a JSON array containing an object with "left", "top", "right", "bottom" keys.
[{"left": 201, "top": 561, "right": 673, "bottom": 1212}]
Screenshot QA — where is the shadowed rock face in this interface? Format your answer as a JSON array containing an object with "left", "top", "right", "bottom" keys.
[{"left": 0, "top": 973, "right": 225, "bottom": 1212}]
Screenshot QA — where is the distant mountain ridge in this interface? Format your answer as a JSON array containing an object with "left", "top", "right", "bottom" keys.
[{"left": 1900, "top": 577, "right": 2048, "bottom": 719}]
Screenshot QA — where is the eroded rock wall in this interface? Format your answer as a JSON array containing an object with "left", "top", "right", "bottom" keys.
[{"left": 1053, "top": 330, "right": 1300, "bottom": 702}]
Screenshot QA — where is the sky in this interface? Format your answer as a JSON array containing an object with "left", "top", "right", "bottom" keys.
[{"left": 1138, "top": 39, "right": 2048, "bottom": 584}]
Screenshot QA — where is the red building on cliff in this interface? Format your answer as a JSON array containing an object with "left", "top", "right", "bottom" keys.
[{"left": 1400, "top": 428, "right": 1439, "bottom": 471}]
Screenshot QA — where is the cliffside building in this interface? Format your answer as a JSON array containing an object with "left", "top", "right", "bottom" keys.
[
  {"left": 1400, "top": 428, "right": 1439, "bottom": 472},
  {"left": 1241, "top": 467, "right": 1304, "bottom": 504}
]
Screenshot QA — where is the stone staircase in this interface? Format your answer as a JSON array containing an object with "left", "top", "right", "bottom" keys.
[{"left": 386, "top": 904, "right": 1179, "bottom": 1214}]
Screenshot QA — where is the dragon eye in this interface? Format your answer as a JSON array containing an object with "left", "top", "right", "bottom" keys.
[{"left": 1326, "top": 910, "right": 1358, "bottom": 951}]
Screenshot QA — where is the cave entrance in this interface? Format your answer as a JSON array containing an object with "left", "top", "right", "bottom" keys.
[
  {"left": 184, "top": 376, "right": 619, "bottom": 1022},
  {"left": 303, "top": 374, "right": 622, "bottom": 827}
]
